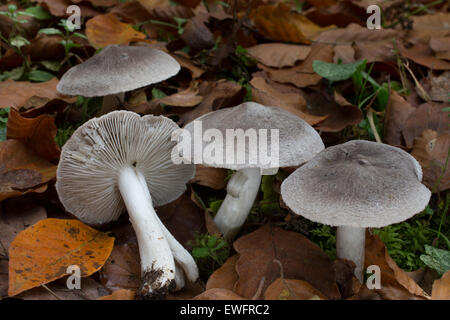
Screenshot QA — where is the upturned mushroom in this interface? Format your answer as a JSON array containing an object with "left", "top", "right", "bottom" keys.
[
  {"left": 180, "top": 102, "right": 324, "bottom": 239},
  {"left": 56, "top": 44, "right": 180, "bottom": 114},
  {"left": 56, "top": 110, "right": 198, "bottom": 298},
  {"left": 281, "top": 140, "right": 431, "bottom": 281}
]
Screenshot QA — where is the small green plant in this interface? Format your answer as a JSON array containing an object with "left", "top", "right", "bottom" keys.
[
  {"left": 0, "top": 108, "right": 10, "bottom": 141},
  {"left": 55, "top": 124, "right": 75, "bottom": 147},
  {"left": 0, "top": 5, "right": 55, "bottom": 82},
  {"left": 308, "top": 224, "right": 336, "bottom": 260},
  {"left": 190, "top": 233, "right": 230, "bottom": 279},
  {"left": 38, "top": 19, "right": 87, "bottom": 68}
]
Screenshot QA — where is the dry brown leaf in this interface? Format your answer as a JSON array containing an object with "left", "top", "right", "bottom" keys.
[
  {"left": 264, "top": 278, "right": 327, "bottom": 300},
  {"left": 7, "top": 108, "right": 60, "bottom": 162},
  {"left": 430, "top": 37, "right": 450, "bottom": 61},
  {"left": 410, "top": 13, "right": 450, "bottom": 43},
  {"left": 0, "top": 78, "right": 74, "bottom": 110},
  {"left": 304, "top": 90, "right": 363, "bottom": 132},
  {"left": 383, "top": 91, "right": 416, "bottom": 146},
  {"left": 31, "top": 0, "right": 101, "bottom": 17},
  {"left": 100, "top": 243, "right": 141, "bottom": 292},
  {"left": 247, "top": 43, "right": 312, "bottom": 68},
  {"left": 206, "top": 254, "right": 239, "bottom": 291},
  {"left": 316, "top": 23, "right": 402, "bottom": 63},
  {"left": 428, "top": 71, "right": 450, "bottom": 102},
  {"left": 8, "top": 218, "right": 115, "bottom": 296},
  {"left": 193, "top": 288, "right": 244, "bottom": 300},
  {"left": 157, "top": 192, "right": 205, "bottom": 248},
  {"left": 333, "top": 44, "right": 355, "bottom": 63},
  {"left": 364, "top": 233, "right": 428, "bottom": 300},
  {"left": 86, "top": 13, "right": 146, "bottom": 49},
  {"left": 98, "top": 289, "right": 136, "bottom": 300},
  {"left": 385, "top": 248, "right": 430, "bottom": 298},
  {"left": 172, "top": 52, "right": 205, "bottom": 79},
  {"left": 18, "top": 277, "right": 109, "bottom": 300},
  {"left": 250, "top": 3, "right": 335, "bottom": 44},
  {"left": 173, "top": 80, "right": 246, "bottom": 126},
  {"left": 402, "top": 102, "right": 450, "bottom": 148},
  {"left": 411, "top": 130, "right": 450, "bottom": 191},
  {"left": 431, "top": 270, "right": 450, "bottom": 300},
  {"left": 233, "top": 224, "right": 340, "bottom": 300},
  {"left": 72, "top": 0, "right": 119, "bottom": 6},
  {"left": 138, "top": 0, "right": 170, "bottom": 11},
  {"left": 259, "top": 44, "right": 333, "bottom": 88},
  {"left": 333, "top": 259, "right": 361, "bottom": 299},
  {"left": 304, "top": 0, "right": 368, "bottom": 28},
  {"left": 400, "top": 42, "right": 450, "bottom": 71},
  {"left": 180, "top": 13, "right": 215, "bottom": 50},
  {"left": 160, "top": 85, "right": 203, "bottom": 107},
  {"left": 191, "top": 165, "right": 227, "bottom": 190},
  {"left": 0, "top": 140, "right": 56, "bottom": 202},
  {"left": 250, "top": 76, "right": 327, "bottom": 125}
]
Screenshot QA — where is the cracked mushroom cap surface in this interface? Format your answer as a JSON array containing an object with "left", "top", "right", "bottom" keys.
[
  {"left": 281, "top": 140, "right": 431, "bottom": 228},
  {"left": 56, "top": 111, "right": 195, "bottom": 225},
  {"left": 182, "top": 102, "right": 325, "bottom": 170},
  {"left": 56, "top": 45, "right": 180, "bottom": 97}
]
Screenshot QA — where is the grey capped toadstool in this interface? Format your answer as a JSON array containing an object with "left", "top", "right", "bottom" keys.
[
  {"left": 181, "top": 102, "right": 324, "bottom": 240},
  {"left": 56, "top": 44, "right": 180, "bottom": 114},
  {"left": 281, "top": 140, "right": 431, "bottom": 282},
  {"left": 56, "top": 110, "right": 198, "bottom": 298}
]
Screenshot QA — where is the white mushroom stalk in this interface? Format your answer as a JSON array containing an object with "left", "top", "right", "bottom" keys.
[
  {"left": 214, "top": 168, "right": 262, "bottom": 240},
  {"left": 118, "top": 167, "right": 175, "bottom": 296},
  {"left": 56, "top": 111, "right": 198, "bottom": 299},
  {"left": 336, "top": 226, "right": 365, "bottom": 282}
]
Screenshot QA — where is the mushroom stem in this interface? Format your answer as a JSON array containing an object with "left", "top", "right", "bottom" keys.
[
  {"left": 118, "top": 166, "right": 175, "bottom": 298},
  {"left": 101, "top": 93, "right": 125, "bottom": 115},
  {"left": 336, "top": 226, "right": 366, "bottom": 283},
  {"left": 136, "top": 173, "right": 199, "bottom": 283},
  {"left": 214, "top": 168, "right": 262, "bottom": 240}
]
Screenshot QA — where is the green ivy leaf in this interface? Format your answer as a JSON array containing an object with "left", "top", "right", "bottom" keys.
[
  {"left": 313, "top": 60, "right": 366, "bottom": 82},
  {"left": 39, "top": 28, "right": 63, "bottom": 36},
  {"left": 27, "top": 70, "right": 55, "bottom": 82},
  {"left": 23, "top": 6, "right": 52, "bottom": 20},
  {"left": 420, "top": 245, "right": 450, "bottom": 276}
]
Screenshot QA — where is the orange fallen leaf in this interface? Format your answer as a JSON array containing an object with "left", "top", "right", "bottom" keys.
[
  {"left": 431, "top": 270, "right": 450, "bottom": 300},
  {"left": 7, "top": 108, "right": 60, "bottom": 162},
  {"left": 250, "top": 3, "right": 334, "bottom": 44},
  {"left": 8, "top": 218, "right": 115, "bottom": 296},
  {"left": 0, "top": 140, "right": 56, "bottom": 201},
  {"left": 0, "top": 78, "right": 74, "bottom": 110},
  {"left": 264, "top": 278, "right": 327, "bottom": 300},
  {"left": 98, "top": 289, "right": 136, "bottom": 300},
  {"left": 86, "top": 13, "right": 146, "bottom": 49}
]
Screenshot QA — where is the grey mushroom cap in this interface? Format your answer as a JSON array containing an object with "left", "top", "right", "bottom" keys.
[
  {"left": 182, "top": 102, "right": 325, "bottom": 170},
  {"left": 281, "top": 140, "right": 431, "bottom": 228},
  {"left": 56, "top": 45, "right": 180, "bottom": 97},
  {"left": 56, "top": 111, "right": 195, "bottom": 225}
]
